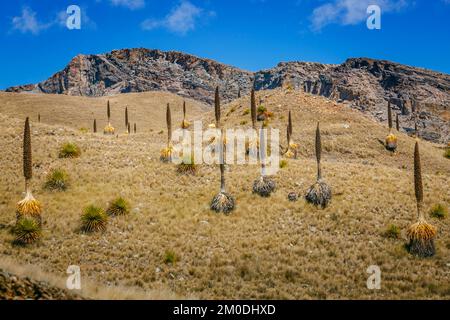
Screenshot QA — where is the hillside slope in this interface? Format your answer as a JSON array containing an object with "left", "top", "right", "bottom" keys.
[
  {"left": 6, "top": 48, "right": 450, "bottom": 143},
  {"left": 0, "top": 89, "right": 448, "bottom": 299}
]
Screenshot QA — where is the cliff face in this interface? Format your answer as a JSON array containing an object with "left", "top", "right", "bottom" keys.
[{"left": 6, "top": 49, "right": 449, "bottom": 143}]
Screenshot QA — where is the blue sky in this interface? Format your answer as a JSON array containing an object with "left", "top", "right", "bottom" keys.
[{"left": 1, "top": 0, "right": 449, "bottom": 89}]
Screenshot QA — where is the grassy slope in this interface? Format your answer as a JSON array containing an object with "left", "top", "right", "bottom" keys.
[{"left": 0, "top": 89, "right": 448, "bottom": 299}]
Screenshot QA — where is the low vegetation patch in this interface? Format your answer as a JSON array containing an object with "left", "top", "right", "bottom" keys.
[
  {"left": 58, "top": 142, "right": 81, "bottom": 158},
  {"left": 106, "top": 197, "right": 130, "bottom": 216},
  {"left": 44, "top": 169, "right": 70, "bottom": 191},
  {"left": 81, "top": 205, "right": 107, "bottom": 233},
  {"left": 13, "top": 218, "right": 42, "bottom": 246},
  {"left": 384, "top": 224, "right": 400, "bottom": 239},
  {"left": 430, "top": 204, "right": 448, "bottom": 219}
]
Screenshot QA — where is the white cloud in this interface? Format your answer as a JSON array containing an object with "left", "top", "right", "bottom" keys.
[
  {"left": 142, "top": 1, "right": 213, "bottom": 35},
  {"left": 310, "top": 0, "right": 407, "bottom": 31},
  {"left": 110, "top": 0, "right": 145, "bottom": 10},
  {"left": 11, "top": 7, "right": 51, "bottom": 35}
]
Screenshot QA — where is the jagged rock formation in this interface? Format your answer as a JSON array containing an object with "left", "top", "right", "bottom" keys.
[
  {"left": 0, "top": 269, "right": 81, "bottom": 300},
  {"left": 6, "top": 49, "right": 449, "bottom": 143}
]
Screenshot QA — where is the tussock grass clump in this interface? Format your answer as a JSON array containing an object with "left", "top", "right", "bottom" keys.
[
  {"left": 430, "top": 204, "right": 448, "bottom": 219},
  {"left": 13, "top": 217, "right": 42, "bottom": 246},
  {"left": 16, "top": 117, "right": 42, "bottom": 225},
  {"left": 279, "top": 159, "right": 288, "bottom": 169},
  {"left": 160, "top": 103, "right": 173, "bottom": 163},
  {"left": 44, "top": 169, "right": 70, "bottom": 191},
  {"left": 406, "top": 142, "right": 437, "bottom": 257},
  {"left": 58, "top": 142, "right": 81, "bottom": 158},
  {"left": 176, "top": 155, "right": 198, "bottom": 175},
  {"left": 305, "top": 123, "right": 332, "bottom": 208},
  {"left": 81, "top": 205, "right": 108, "bottom": 233},
  {"left": 385, "top": 102, "right": 397, "bottom": 152},
  {"left": 210, "top": 87, "right": 235, "bottom": 214},
  {"left": 384, "top": 224, "right": 400, "bottom": 239},
  {"left": 104, "top": 100, "right": 115, "bottom": 135},
  {"left": 106, "top": 197, "right": 130, "bottom": 216},
  {"left": 164, "top": 250, "right": 178, "bottom": 265}
]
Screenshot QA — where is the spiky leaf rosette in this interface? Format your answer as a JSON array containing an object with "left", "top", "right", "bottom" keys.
[
  {"left": 23, "top": 117, "right": 32, "bottom": 181},
  {"left": 305, "top": 180, "right": 332, "bottom": 208},
  {"left": 81, "top": 205, "right": 107, "bottom": 233},
  {"left": 104, "top": 123, "right": 115, "bottom": 135},
  {"left": 253, "top": 176, "right": 276, "bottom": 197},
  {"left": 215, "top": 86, "right": 221, "bottom": 128},
  {"left": 106, "top": 197, "right": 130, "bottom": 216},
  {"left": 210, "top": 192, "right": 235, "bottom": 214},
  {"left": 13, "top": 217, "right": 41, "bottom": 246},
  {"left": 58, "top": 143, "right": 81, "bottom": 158},
  {"left": 250, "top": 89, "right": 257, "bottom": 129},
  {"left": 407, "top": 220, "right": 436, "bottom": 257},
  {"left": 288, "top": 110, "right": 293, "bottom": 142},
  {"left": 181, "top": 101, "right": 191, "bottom": 129},
  {"left": 160, "top": 143, "right": 174, "bottom": 163},
  {"left": 44, "top": 169, "right": 69, "bottom": 191},
  {"left": 16, "top": 193, "right": 42, "bottom": 225},
  {"left": 385, "top": 133, "right": 397, "bottom": 152},
  {"left": 176, "top": 155, "right": 197, "bottom": 175}
]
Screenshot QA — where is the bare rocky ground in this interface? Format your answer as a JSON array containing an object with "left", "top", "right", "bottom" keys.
[{"left": 0, "top": 269, "right": 80, "bottom": 300}]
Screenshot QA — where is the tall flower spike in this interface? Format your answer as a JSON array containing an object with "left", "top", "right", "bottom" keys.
[
  {"left": 387, "top": 101, "right": 392, "bottom": 131},
  {"left": 125, "top": 106, "right": 128, "bottom": 128},
  {"left": 166, "top": 103, "right": 172, "bottom": 144},
  {"left": 107, "top": 100, "right": 111, "bottom": 122},
  {"left": 305, "top": 122, "right": 331, "bottom": 208},
  {"left": 396, "top": 113, "right": 400, "bottom": 131},
  {"left": 414, "top": 141, "right": 423, "bottom": 216},
  {"left": 315, "top": 122, "right": 321, "bottom": 180},
  {"left": 93, "top": 119, "right": 97, "bottom": 133},
  {"left": 251, "top": 89, "right": 257, "bottom": 129},
  {"left": 215, "top": 86, "right": 220, "bottom": 128},
  {"left": 288, "top": 110, "right": 293, "bottom": 141},
  {"left": 23, "top": 117, "right": 32, "bottom": 182}
]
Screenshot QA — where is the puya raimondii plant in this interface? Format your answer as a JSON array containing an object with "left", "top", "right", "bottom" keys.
[
  {"left": 160, "top": 103, "right": 173, "bottom": 162},
  {"left": 210, "top": 86, "right": 235, "bottom": 214},
  {"left": 252, "top": 123, "right": 276, "bottom": 197},
  {"left": 385, "top": 101, "right": 397, "bottom": 152},
  {"left": 16, "top": 117, "right": 42, "bottom": 225},
  {"left": 406, "top": 141, "right": 437, "bottom": 257},
  {"left": 284, "top": 110, "right": 298, "bottom": 159},
  {"left": 305, "top": 122, "right": 332, "bottom": 208},
  {"left": 104, "top": 100, "right": 115, "bottom": 135}
]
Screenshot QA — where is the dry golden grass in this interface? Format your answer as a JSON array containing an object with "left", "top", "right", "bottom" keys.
[{"left": 0, "top": 89, "right": 449, "bottom": 299}]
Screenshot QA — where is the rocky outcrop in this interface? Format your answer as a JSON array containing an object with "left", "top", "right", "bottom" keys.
[
  {"left": 0, "top": 269, "right": 81, "bottom": 300},
  {"left": 6, "top": 49, "right": 449, "bottom": 143},
  {"left": 6, "top": 48, "right": 254, "bottom": 105}
]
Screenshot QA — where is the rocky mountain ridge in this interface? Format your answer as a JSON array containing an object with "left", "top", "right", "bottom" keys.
[{"left": 6, "top": 48, "right": 449, "bottom": 143}]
